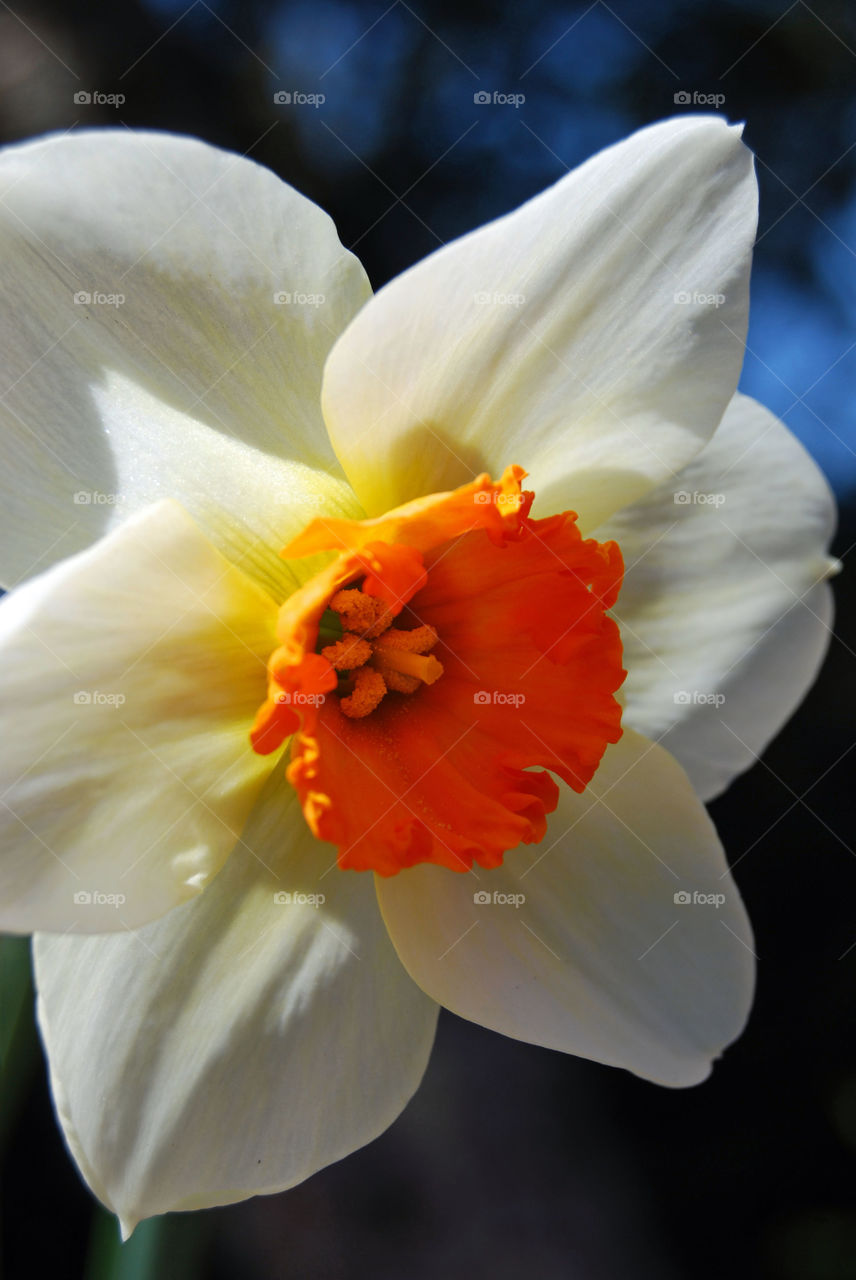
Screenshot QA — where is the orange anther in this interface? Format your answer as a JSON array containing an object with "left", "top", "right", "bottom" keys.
[
  {"left": 340, "top": 666, "right": 387, "bottom": 719},
  {"left": 321, "top": 633, "right": 372, "bottom": 671}
]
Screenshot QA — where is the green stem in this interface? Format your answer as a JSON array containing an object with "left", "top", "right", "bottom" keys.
[{"left": 84, "top": 1208, "right": 211, "bottom": 1280}]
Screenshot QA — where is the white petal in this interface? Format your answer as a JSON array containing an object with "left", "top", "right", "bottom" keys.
[
  {"left": 33, "top": 770, "right": 438, "bottom": 1233},
  {"left": 600, "top": 392, "right": 837, "bottom": 800},
  {"left": 0, "top": 502, "right": 279, "bottom": 932},
  {"left": 377, "top": 729, "right": 754, "bottom": 1087},
  {"left": 0, "top": 130, "right": 370, "bottom": 595},
  {"left": 322, "top": 115, "right": 757, "bottom": 529}
]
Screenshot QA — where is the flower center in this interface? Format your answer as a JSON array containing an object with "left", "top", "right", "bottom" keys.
[
  {"left": 317, "top": 589, "right": 444, "bottom": 719},
  {"left": 249, "top": 465, "right": 625, "bottom": 877}
]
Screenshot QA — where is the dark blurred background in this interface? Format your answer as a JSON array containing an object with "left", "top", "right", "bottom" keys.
[{"left": 1, "top": 0, "right": 855, "bottom": 1277}]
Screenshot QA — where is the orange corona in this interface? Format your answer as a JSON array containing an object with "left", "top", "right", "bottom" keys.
[{"left": 251, "top": 466, "right": 626, "bottom": 876}]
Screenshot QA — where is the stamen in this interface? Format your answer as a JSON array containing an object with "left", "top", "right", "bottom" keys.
[
  {"left": 321, "top": 633, "right": 372, "bottom": 671},
  {"left": 324, "top": 590, "right": 445, "bottom": 717},
  {"left": 340, "top": 666, "right": 387, "bottom": 719},
  {"left": 372, "top": 625, "right": 439, "bottom": 654},
  {"left": 329, "top": 589, "right": 391, "bottom": 639}
]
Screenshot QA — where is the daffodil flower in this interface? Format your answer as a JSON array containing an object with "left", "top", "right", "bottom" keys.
[{"left": 0, "top": 116, "right": 836, "bottom": 1233}]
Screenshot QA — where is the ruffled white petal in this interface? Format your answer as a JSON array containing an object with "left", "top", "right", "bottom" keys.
[
  {"left": 0, "top": 130, "right": 370, "bottom": 595},
  {"left": 0, "top": 502, "right": 278, "bottom": 932},
  {"left": 33, "top": 770, "right": 438, "bottom": 1233},
  {"left": 377, "top": 729, "right": 754, "bottom": 1087},
  {"left": 599, "top": 392, "right": 837, "bottom": 800},
  {"left": 322, "top": 115, "right": 757, "bottom": 529}
]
